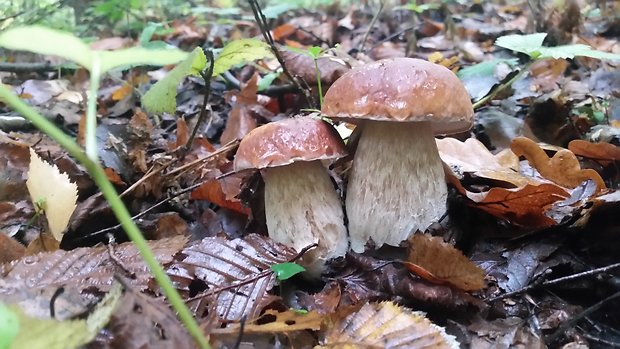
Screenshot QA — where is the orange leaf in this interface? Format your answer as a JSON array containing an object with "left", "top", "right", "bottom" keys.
[
  {"left": 190, "top": 178, "right": 250, "bottom": 215},
  {"left": 511, "top": 137, "right": 606, "bottom": 191},
  {"left": 271, "top": 23, "right": 297, "bottom": 41},
  {"left": 568, "top": 139, "right": 620, "bottom": 163},
  {"left": 406, "top": 235, "right": 485, "bottom": 291},
  {"left": 112, "top": 83, "right": 133, "bottom": 101},
  {"left": 471, "top": 183, "right": 570, "bottom": 227}
]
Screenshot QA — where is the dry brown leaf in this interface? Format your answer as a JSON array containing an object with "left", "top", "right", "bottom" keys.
[
  {"left": 461, "top": 181, "right": 570, "bottom": 227},
  {"left": 280, "top": 48, "right": 351, "bottom": 86},
  {"left": 25, "top": 233, "right": 60, "bottom": 255},
  {"left": 319, "top": 302, "right": 460, "bottom": 349},
  {"left": 568, "top": 139, "right": 620, "bottom": 163},
  {"left": 272, "top": 23, "right": 297, "bottom": 41},
  {"left": 406, "top": 235, "right": 485, "bottom": 292},
  {"left": 1, "top": 236, "right": 187, "bottom": 293},
  {"left": 511, "top": 137, "right": 606, "bottom": 191},
  {"left": 162, "top": 234, "right": 296, "bottom": 322},
  {"left": 0, "top": 233, "right": 25, "bottom": 264},
  {"left": 212, "top": 309, "right": 323, "bottom": 335},
  {"left": 89, "top": 283, "right": 194, "bottom": 349},
  {"left": 220, "top": 74, "right": 260, "bottom": 145}
]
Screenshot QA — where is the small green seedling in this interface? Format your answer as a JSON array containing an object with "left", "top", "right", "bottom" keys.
[
  {"left": 288, "top": 45, "right": 325, "bottom": 107},
  {"left": 271, "top": 262, "right": 306, "bottom": 281}
]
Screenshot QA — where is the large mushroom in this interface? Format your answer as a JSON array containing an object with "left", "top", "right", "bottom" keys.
[
  {"left": 234, "top": 117, "right": 349, "bottom": 276},
  {"left": 321, "top": 58, "right": 474, "bottom": 252}
]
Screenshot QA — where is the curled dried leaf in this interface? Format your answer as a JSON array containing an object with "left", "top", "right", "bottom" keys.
[
  {"left": 510, "top": 137, "right": 606, "bottom": 191},
  {"left": 407, "top": 235, "right": 485, "bottom": 292}
]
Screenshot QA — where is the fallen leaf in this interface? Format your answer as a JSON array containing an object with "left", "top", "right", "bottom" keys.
[
  {"left": 319, "top": 302, "right": 460, "bottom": 349},
  {"left": 0, "top": 233, "right": 25, "bottom": 264},
  {"left": 190, "top": 178, "right": 250, "bottom": 215},
  {"left": 161, "top": 234, "right": 296, "bottom": 322},
  {"left": 406, "top": 234, "right": 486, "bottom": 291},
  {"left": 26, "top": 148, "right": 78, "bottom": 241},
  {"left": 220, "top": 74, "right": 259, "bottom": 144},
  {"left": 510, "top": 137, "right": 606, "bottom": 191},
  {"left": 212, "top": 309, "right": 323, "bottom": 335},
  {"left": 25, "top": 233, "right": 60, "bottom": 254},
  {"left": 280, "top": 48, "right": 351, "bottom": 86},
  {"left": 568, "top": 139, "right": 620, "bottom": 163}
]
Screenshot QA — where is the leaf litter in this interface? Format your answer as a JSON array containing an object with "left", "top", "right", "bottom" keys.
[{"left": 0, "top": 0, "right": 620, "bottom": 348}]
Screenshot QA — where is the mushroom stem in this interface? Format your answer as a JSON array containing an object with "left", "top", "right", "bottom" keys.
[
  {"left": 262, "top": 160, "right": 348, "bottom": 276},
  {"left": 346, "top": 121, "right": 447, "bottom": 252}
]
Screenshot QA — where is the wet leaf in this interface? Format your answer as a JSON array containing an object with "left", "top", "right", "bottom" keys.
[
  {"left": 319, "top": 302, "right": 460, "bottom": 349},
  {"left": 406, "top": 235, "right": 485, "bottom": 291},
  {"left": 163, "top": 234, "right": 296, "bottom": 322},
  {"left": 26, "top": 149, "right": 78, "bottom": 241},
  {"left": 190, "top": 178, "right": 250, "bottom": 215},
  {"left": 0, "top": 303, "right": 18, "bottom": 349}
]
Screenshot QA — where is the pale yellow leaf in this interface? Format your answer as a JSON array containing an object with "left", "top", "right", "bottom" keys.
[{"left": 26, "top": 148, "right": 78, "bottom": 241}]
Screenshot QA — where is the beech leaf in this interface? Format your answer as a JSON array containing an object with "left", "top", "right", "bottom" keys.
[
  {"left": 26, "top": 148, "right": 78, "bottom": 241},
  {"left": 319, "top": 302, "right": 460, "bottom": 349},
  {"left": 406, "top": 235, "right": 486, "bottom": 291}
]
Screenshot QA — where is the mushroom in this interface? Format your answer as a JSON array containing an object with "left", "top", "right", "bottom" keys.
[
  {"left": 234, "top": 117, "right": 349, "bottom": 276},
  {"left": 321, "top": 58, "right": 474, "bottom": 252}
]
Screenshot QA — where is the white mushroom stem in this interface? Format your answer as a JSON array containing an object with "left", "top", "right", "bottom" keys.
[
  {"left": 346, "top": 121, "right": 447, "bottom": 252},
  {"left": 262, "top": 160, "right": 348, "bottom": 276}
]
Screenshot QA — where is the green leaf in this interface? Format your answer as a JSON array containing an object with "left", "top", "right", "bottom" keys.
[
  {"left": 262, "top": 3, "right": 299, "bottom": 18},
  {"left": 537, "top": 45, "right": 620, "bottom": 60},
  {"left": 308, "top": 46, "right": 322, "bottom": 59},
  {"left": 495, "top": 33, "right": 547, "bottom": 57},
  {"left": 142, "top": 47, "right": 207, "bottom": 114},
  {"left": 98, "top": 47, "right": 188, "bottom": 72},
  {"left": 0, "top": 26, "right": 93, "bottom": 70},
  {"left": 457, "top": 58, "right": 518, "bottom": 80},
  {"left": 139, "top": 22, "right": 161, "bottom": 46},
  {"left": 271, "top": 262, "right": 305, "bottom": 281},
  {"left": 495, "top": 33, "right": 620, "bottom": 61},
  {"left": 212, "top": 39, "right": 274, "bottom": 76},
  {"left": 258, "top": 71, "right": 281, "bottom": 91},
  {"left": 0, "top": 303, "right": 18, "bottom": 349},
  {"left": 0, "top": 26, "right": 188, "bottom": 74}
]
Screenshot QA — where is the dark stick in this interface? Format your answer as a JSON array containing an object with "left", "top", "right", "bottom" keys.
[
  {"left": 185, "top": 49, "right": 215, "bottom": 153},
  {"left": 489, "top": 262, "right": 620, "bottom": 302},
  {"left": 247, "top": 0, "right": 313, "bottom": 107}
]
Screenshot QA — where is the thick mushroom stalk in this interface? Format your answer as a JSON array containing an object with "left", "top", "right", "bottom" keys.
[
  {"left": 347, "top": 121, "right": 446, "bottom": 252},
  {"left": 262, "top": 161, "right": 348, "bottom": 275}
]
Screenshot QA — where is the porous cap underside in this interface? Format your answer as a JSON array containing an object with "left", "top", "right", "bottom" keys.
[
  {"left": 234, "top": 117, "right": 347, "bottom": 171},
  {"left": 321, "top": 58, "right": 474, "bottom": 135}
]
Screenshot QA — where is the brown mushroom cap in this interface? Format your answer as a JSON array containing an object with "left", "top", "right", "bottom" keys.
[
  {"left": 234, "top": 117, "right": 347, "bottom": 171},
  {"left": 321, "top": 58, "right": 474, "bottom": 135}
]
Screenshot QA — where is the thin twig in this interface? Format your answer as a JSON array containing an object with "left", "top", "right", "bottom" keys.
[
  {"left": 545, "top": 290, "right": 620, "bottom": 343},
  {"left": 472, "top": 60, "right": 533, "bottom": 110},
  {"left": 185, "top": 49, "right": 215, "bottom": 154},
  {"left": 359, "top": 1, "right": 385, "bottom": 53},
  {"left": 489, "top": 262, "right": 620, "bottom": 302},
  {"left": 76, "top": 141, "right": 239, "bottom": 241},
  {"left": 247, "top": 0, "right": 312, "bottom": 106}
]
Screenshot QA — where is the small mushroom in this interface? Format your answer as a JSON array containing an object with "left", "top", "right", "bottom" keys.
[
  {"left": 234, "top": 117, "right": 349, "bottom": 276},
  {"left": 322, "top": 58, "right": 474, "bottom": 252}
]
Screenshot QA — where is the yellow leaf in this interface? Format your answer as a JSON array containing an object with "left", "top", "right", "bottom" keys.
[{"left": 26, "top": 148, "right": 78, "bottom": 241}]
